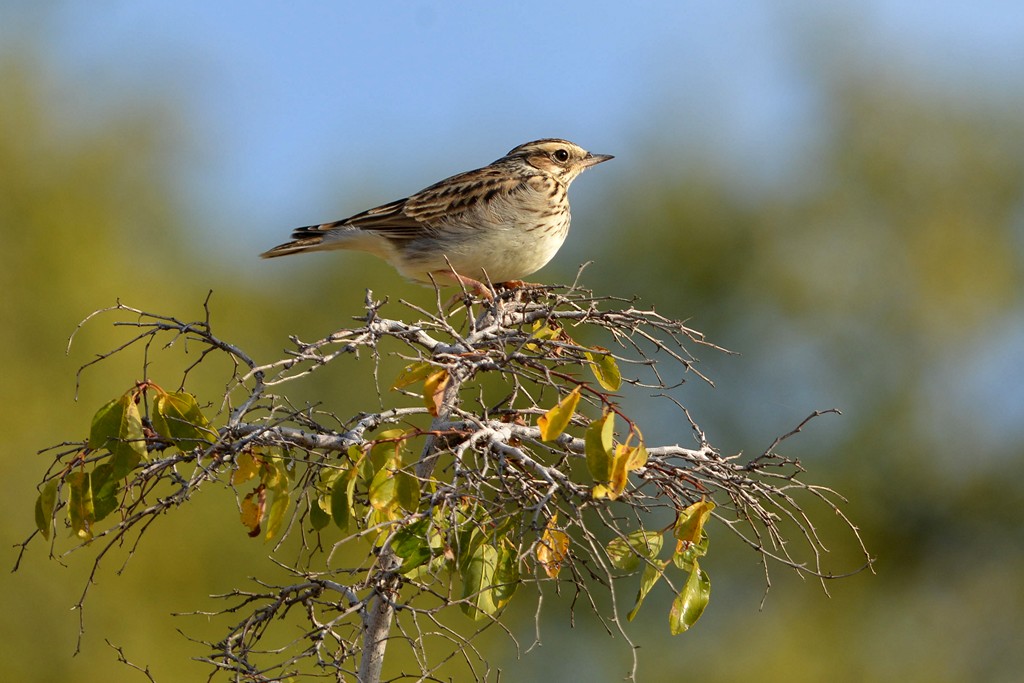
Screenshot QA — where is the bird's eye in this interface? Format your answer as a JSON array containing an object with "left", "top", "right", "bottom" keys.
[{"left": 553, "top": 149, "right": 570, "bottom": 163}]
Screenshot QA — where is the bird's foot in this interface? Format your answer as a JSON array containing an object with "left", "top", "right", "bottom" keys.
[{"left": 433, "top": 271, "right": 494, "bottom": 303}]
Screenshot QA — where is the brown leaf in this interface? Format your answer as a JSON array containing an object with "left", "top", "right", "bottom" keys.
[{"left": 423, "top": 368, "right": 449, "bottom": 417}]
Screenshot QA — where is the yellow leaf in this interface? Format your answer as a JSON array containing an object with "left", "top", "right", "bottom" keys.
[
  {"left": 391, "top": 361, "right": 434, "bottom": 390},
  {"left": 264, "top": 489, "right": 290, "bottom": 542},
  {"left": 585, "top": 346, "right": 622, "bottom": 391},
  {"left": 525, "top": 321, "right": 561, "bottom": 352},
  {"left": 602, "top": 431, "right": 649, "bottom": 500},
  {"left": 626, "top": 441, "right": 648, "bottom": 471},
  {"left": 608, "top": 444, "right": 640, "bottom": 499},
  {"left": 536, "top": 513, "right": 570, "bottom": 578},
  {"left": 537, "top": 386, "right": 581, "bottom": 441},
  {"left": 241, "top": 486, "right": 265, "bottom": 537},
  {"left": 260, "top": 452, "right": 290, "bottom": 491},
  {"left": 423, "top": 368, "right": 449, "bottom": 417},
  {"left": 674, "top": 499, "right": 716, "bottom": 547},
  {"left": 232, "top": 451, "right": 260, "bottom": 486},
  {"left": 531, "top": 321, "right": 560, "bottom": 340},
  {"left": 67, "top": 471, "right": 93, "bottom": 540},
  {"left": 585, "top": 411, "right": 615, "bottom": 483}
]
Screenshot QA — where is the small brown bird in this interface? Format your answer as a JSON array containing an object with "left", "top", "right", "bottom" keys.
[{"left": 260, "top": 139, "right": 612, "bottom": 295}]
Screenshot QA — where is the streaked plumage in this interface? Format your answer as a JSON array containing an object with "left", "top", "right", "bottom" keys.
[{"left": 261, "top": 139, "right": 612, "bottom": 293}]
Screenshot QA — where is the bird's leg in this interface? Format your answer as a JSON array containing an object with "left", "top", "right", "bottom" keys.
[{"left": 431, "top": 270, "right": 494, "bottom": 300}]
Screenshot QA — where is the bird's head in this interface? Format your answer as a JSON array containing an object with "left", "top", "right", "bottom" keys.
[{"left": 504, "top": 139, "right": 613, "bottom": 184}]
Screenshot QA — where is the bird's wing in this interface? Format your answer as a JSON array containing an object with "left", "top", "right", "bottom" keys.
[
  {"left": 288, "top": 165, "right": 533, "bottom": 242},
  {"left": 400, "top": 166, "right": 533, "bottom": 226},
  {"left": 287, "top": 198, "right": 423, "bottom": 241}
]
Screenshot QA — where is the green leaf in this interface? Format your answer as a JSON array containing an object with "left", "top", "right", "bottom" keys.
[
  {"left": 488, "top": 512, "right": 516, "bottom": 543},
  {"left": 34, "top": 479, "right": 58, "bottom": 540},
  {"left": 367, "top": 435, "right": 416, "bottom": 513},
  {"left": 585, "top": 346, "right": 622, "bottom": 391},
  {"left": 460, "top": 543, "right": 500, "bottom": 620},
  {"left": 109, "top": 398, "right": 145, "bottom": 479},
  {"left": 88, "top": 395, "right": 125, "bottom": 449},
  {"left": 152, "top": 390, "right": 216, "bottom": 449},
  {"left": 607, "top": 530, "right": 664, "bottom": 572},
  {"left": 345, "top": 443, "right": 365, "bottom": 465},
  {"left": 367, "top": 507, "right": 402, "bottom": 545},
  {"left": 89, "top": 393, "right": 146, "bottom": 479},
  {"left": 672, "top": 529, "right": 709, "bottom": 571},
  {"left": 425, "top": 508, "right": 448, "bottom": 552},
  {"left": 537, "top": 386, "right": 581, "bottom": 441},
  {"left": 361, "top": 430, "right": 404, "bottom": 483},
  {"left": 309, "top": 495, "right": 331, "bottom": 531},
  {"left": 393, "top": 518, "right": 433, "bottom": 574},
  {"left": 90, "top": 463, "right": 119, "bottom": 523},
  {"left": 492, "top": 543, "right": 521, "bottom": 608},
  {"left": 395, "top": 468, "right": 420, "bottom": 512},
  {"left": 455, "top": 510, "right": 489, "bottom": 562},
  {"left": 585, "top": 411, "right": 615, "bottom": 483},
  {"left": 330, "top": 468, "right": 353, "bottom": 531},
  {"left": 669, "top": 561, "right": 711, "bottom": 634},
  {"left": 265, "top": 489, "right": 290, "bottom": 541},
  {"left": 67, "top": 471, "right": 93, "bottom": 540},
  {"left": 369, "top": 466, "right": 397, "bottom": 511},
  {"left": 344, "top": 465, "right": 359, "bottom": 515},
  {"left": 627, "top": 559, "right": 668, "bottom": 621}
]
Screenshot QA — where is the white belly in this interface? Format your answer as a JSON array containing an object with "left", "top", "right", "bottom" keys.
[{"left": 396, "top": 188, "right": 571, "bottom": 283}]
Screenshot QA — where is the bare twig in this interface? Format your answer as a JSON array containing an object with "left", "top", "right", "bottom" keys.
[{"left": 28, "top": 285, "right": 870, "bottom": 682}]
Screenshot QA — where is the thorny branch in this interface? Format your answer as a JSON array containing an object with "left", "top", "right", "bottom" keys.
[{"left": 21, "top": 283, "right": 871, "bottom": 682}]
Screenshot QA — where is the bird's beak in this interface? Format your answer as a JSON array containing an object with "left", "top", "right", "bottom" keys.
[{"left": 582, "top": 153, "right": 614, "bottom": 168}]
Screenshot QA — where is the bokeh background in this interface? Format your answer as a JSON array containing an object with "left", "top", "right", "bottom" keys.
[{"left": 4, "top": 2, "right": 1023, "bottom": 681}]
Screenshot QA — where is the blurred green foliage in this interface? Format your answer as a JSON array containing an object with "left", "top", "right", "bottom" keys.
[
  {"left": 559, "top": 68, "right": 1024, "bottom": 683},
  {"left": 4, "top": 43, "right": 1024, "bottom": 683}
]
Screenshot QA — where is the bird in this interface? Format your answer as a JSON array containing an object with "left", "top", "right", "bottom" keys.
[{"left": 260, "top": 138, "right": 613, "bottom": 296}]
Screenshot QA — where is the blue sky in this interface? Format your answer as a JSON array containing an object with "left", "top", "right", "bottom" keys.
[{"left": 5, "top": 1, "right": 1022, "bottom": 251}]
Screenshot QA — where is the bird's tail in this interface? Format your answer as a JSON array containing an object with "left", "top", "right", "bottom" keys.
[{"left": 259, "top": 225, "right": 333, "bottom": 258}]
